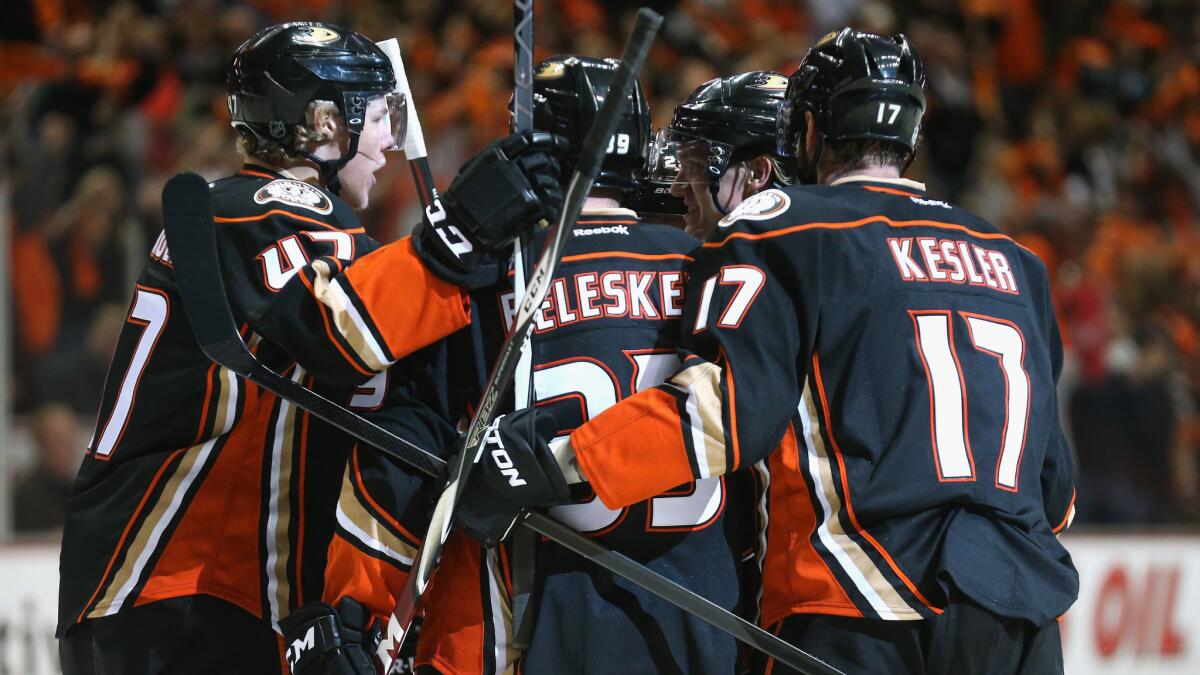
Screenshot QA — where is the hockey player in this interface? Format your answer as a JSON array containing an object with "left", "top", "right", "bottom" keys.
[
  {"left": 57, "top": 22, "right": 565, "bottom": 675},
  {"left": 649, "top": 70, "right": 792, "bottom": 239},
  {"left": 463, "top": 29, "right": 1079, "bottom": 674},
  {"left": 315, "top": 55, "right": 755, "bottom": 675}
]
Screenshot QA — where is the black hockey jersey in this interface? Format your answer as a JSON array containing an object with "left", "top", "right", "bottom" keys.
[
  {"left": 58, "top": 165, "right": 472, "bottom": 636},
  {"left": 386, "top": 210, "right": 756, "bottom": 674},
  {"left": 569, "top": 178, "right": 1078, "bottom": 627}
]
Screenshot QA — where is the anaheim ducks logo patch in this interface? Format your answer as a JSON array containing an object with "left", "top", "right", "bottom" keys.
[
  {"left": 254, "top": 180, "right": 333, "bottom": 215},
  {"left": 535, "top": 61, "right": 566, "bottom": 79},
  {"left": 718, "top": 189, "right": 791, "bottom": 227},
  {"left": 293, "top": 26, "right": 340, "bottom": 45},
  {"left": 751, "top": 73, "right": 789, "bottom": 90}
]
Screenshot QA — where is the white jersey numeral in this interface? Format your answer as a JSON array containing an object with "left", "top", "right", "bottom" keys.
[
  {"left": 349, "top": 371, "right": 388, "bottom": 410},
  {"left": 962, "top": 314, "right": 1030, "bottom": 490},
  {"left": 538, "top": 353, "right": 725, "bottom": 532},
  {"left": 692, "top": 265, "right": 766, "bottom": 332},
  {"left": 911, "top": 310, "right": 1031, "bottom": 490},
  {"left": 91, "top": 287, "right": 170, "bottom": 458},
  {"left": 258, "top": 231, "right": 356, "bottom": 291}
]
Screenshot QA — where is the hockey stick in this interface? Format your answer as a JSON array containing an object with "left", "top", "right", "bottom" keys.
[
  {"left": 382, "top": 11, "right": 667, "bottom": 667},
  {"left": 510, "top": 0, "right": 535, "bottom": 415},
  {"left": 161, "top": 171, "right": 840, "bottom": 675},
  {"left": 376, "top": 39, "right": 439, "bottom": 212},
  {"left": 508, "top": 0, "right": 539, "bottom": 650}
]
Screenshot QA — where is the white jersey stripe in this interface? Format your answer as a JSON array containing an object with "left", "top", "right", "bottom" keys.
[{"left": 797, "top": 382, "right": 921, "bottom": 619}]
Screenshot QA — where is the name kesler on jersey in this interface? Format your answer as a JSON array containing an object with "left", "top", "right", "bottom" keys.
[
  {"left": 254, "top": 179, "right": 333, "bottom": 215},
  {"left": 718, "top": 188, "right": 791, "bottom": 228}
]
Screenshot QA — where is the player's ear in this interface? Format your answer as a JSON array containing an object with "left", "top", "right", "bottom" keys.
[
  {"left": 310, "top": 105, "right": 342, "bottom": 143},
  {"left": 803, "top": 111, "right": 818, "bottom": 160},
  {"left": 747, "top": 155, "right": 772, "bottom": 191}
]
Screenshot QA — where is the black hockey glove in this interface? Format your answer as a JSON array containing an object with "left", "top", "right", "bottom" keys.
[
  {"left": 414, "top": 130, "right": 567, "bottom": 288},
  {"left": 456, "top": 409, "right": 570, "bottom": 546},
  {"left": 455, "top": 472, "right": 526, "bottom": 547},
  {"left": 280, "top": 598, "right": 382, "bottom": 675}
]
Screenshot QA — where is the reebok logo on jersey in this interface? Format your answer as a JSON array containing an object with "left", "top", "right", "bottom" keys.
[
  {"left": 254, "top": 179, "right": 333, "bottom": 214},
  {"left": 910, "top": 196, "right": 952, "bottom": 209},
  {"left": 887, "top": 236, "right": 1020, "bottom": 295},
  {"left": 718, "top": 189, "right": 791, "bottom": 227},
  {"left": 575, "top": 225, "right": 629, "bottom": 237}
]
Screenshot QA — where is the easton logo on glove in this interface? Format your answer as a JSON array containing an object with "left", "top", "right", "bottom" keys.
[
  {"left": 475, "top": 410, "right": 570, "bottom": 508},
  {"left": 483, "top": 419, "right": 527, "bottom": 487}
]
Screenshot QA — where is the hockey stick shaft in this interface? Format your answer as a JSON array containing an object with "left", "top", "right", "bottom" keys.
[
  {"left": 511, "top": 0, "right": 536, "bottom": 410},
  {"left": 161, "top": 130, "right": 839, "bottom": 675},
  {"left": 508, "top": 0, "right": 539, "bottom": 649},
  {"left": 377, "top": 38, "right": 439, "bottom": 212},
  {"left": 384, "top": 7, "right": 664, "bottom": 665}
]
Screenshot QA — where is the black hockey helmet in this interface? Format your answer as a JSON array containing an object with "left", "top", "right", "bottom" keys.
[
  {"left": 777, "top": 28, "right": 926, "bottom": 183},
  {"left": 531, "top": 55, "right": 651, "bottom": 192},
  {"left": 647, "top": 71, "right": 792, "bottom": 213},
  {"left": 227, "top": 22, "right": 406, "bottom": 193}
]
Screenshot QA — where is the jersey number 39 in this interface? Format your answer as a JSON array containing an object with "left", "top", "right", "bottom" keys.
[{"left": 536, "top": 353, "right": 725, "bottom": 534}]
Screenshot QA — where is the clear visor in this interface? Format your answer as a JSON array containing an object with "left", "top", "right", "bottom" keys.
[
  {"left": 348, "top": 91, "right": 408, "bottom": 152},
  {"left": 646, "top": 128, "right": 734, "bottom": 187},
  {"left": 381, "top": 91, "right": 408, "bottom": 152}
]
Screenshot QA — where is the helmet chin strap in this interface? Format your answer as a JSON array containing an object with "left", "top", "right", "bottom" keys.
[
  {"left": 708, "top": 162, "right": 740, "bottom": 216},
  {"left": 298, "top": 131, "right": 362, "bottom": 196},
  {"left": 796, "top": 128, "right": 824, "bottom": 185},
  {"left": 709, "top": 178, "right": 730, "bottom": 216}
]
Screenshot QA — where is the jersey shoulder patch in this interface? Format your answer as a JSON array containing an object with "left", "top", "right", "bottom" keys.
[
  {"left": 717, "top": 188, "right": 791, "bottom": 228},
  {"left": 253, "top": 179, "right": 333, "bottom": 215}
]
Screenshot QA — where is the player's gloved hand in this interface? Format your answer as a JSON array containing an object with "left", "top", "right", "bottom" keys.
[
  {"left": 413, "top": 130, "right": 568, "bottom": 288},
  {"left": 280, "top": 598, "right": 382, "bottom": 675},
  {"left": 455, "top": 409, "right": 569, "bottom": 546},
  {"left": 455, "top": 472, "right": 526, "bottom": 547}
]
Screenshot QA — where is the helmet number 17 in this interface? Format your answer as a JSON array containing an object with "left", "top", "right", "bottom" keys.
[{"left": 877, "top": 102, "right": 902, "bottom": 125}]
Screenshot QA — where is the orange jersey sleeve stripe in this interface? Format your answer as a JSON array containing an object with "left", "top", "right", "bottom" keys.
[
  {"left": 296, "top": 269, "right": 376, "bottom": 377},
  {"left": 77, "top": 447, "right": 187, "bottom": 624},
  {"left": 811, "top": 354, "right": 943, "bottom": 614},
  {"left": 861, "top": 185, "right": 921, "bottom": 198},
  {"left": 414, "top": 534, "right": 488, "bottom": 674},
  {"left": 214, "top": 209, "right": 367, "bottom": 234},
  {"left": 342, "top": 236, "right": 471, "bottom": 360},
  {"left": 720, "top": 348, "right": 741, "bottom": 472},
  {"left": 1052, "top": 489, "right": 1076, "bottom": 534},
  {"left": 238, "top": 169, "right": 276, "bottom": 180},
  {"left": 351, "top": 447, "right": 423, "bottom": 544},
  {"left": 323, "top": 533, "right": 410, "bottom": 622},
  {"left": 759, "top": 427, "right": 862, "bottom": 627},
  {"left": 705, "top": 216, "right": 1035, "bottom": 257},
  {"left": 559, "top": 251, "right": 694, "bottom": 264},
  {"left": 571, "top": 387, "right": 694, "bottom": 509}
]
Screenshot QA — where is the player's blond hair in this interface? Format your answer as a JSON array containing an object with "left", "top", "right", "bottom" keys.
[{"left": 236, "top": 100, "right": 341, "bottom": 167}]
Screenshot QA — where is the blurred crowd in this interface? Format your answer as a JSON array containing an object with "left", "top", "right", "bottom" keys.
[{"left": 1, "top": 0, "right": 1197, "bottom": 534}]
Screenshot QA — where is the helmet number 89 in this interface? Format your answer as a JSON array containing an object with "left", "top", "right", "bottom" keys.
[{"left": 606, "top": 133, "right": 631, "bottom": 155}]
